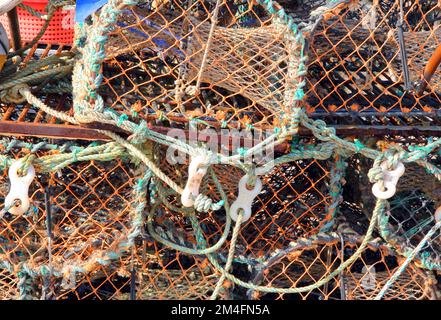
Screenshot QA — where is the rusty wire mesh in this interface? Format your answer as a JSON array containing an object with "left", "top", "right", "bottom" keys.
[
  {"left": 0, "top": 134, "right": 335, "bottom": 300},
  {"left": 249, "top": 237, "right": 435, "bottom": 300},
  {"left": 344, "top": 136, "right": 441, "bottom": 271},
  {"left": 0, "top": 137, "right": 138, "bottom": 299},
  {"left": 305, "top": 0, "right": 441, "bottom": 115},
  {"left": 0, "top": 0, "right": 439, "bottom": 301},
  {"left": 97, "top": 0, "right": 306, "bottom": 129},
  {"left": 149, "top": 142, "right": 332, "bottom": 258},
  {"left": 0, "top": 134, "right": 438, "bottom": 300}
]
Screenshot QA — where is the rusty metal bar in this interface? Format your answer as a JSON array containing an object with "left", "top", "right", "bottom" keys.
[
  {"left": 397, "top": 0, "right": 411, "bottom": 91},
  {"left": 416, "top": 44, "right": 441, "bottom": 96},
  {"left": 1, "top": 120, "right": 441, "bottom": 145},
  {"left": 0, "top": 121, "right": 292, "bottom": 152},
  {"left": 7, "top": 7, "right": 21, "bottom": 51},
  {"left": 149, "top": 123, "right": 441, "bottom": 138},
  {"left": 0, "top": 120, "right": 111, "bottom": 141},
  {"left": 310, "top": 111, "right": 441, "bottom": 119}
]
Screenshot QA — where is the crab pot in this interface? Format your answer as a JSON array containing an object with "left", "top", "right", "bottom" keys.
[
  {"left": 304, "top": 0, "right": 440, "bottom": 125},
  {"left": 0, "top": 137, "right": 141, "bottom": 298},
  {"left": 249, "top": 236, "right": 435, "bottom": 300},
  {"left": 148, "top": 139, "right": 335, "bottom": 262},
  {"left": 344, "top": 135, "right": 441, "bottom": 273}
]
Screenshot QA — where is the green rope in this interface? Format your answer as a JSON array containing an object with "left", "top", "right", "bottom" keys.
[
  {"left": 211, "top": 212, "right": 243, "bottom": 300},
  {"left": 0, "top": 0, "right": 440, "bottom": 299},
  {"left": 147, "top": 169, "right": 232, "bottom": 255},
  {"left": 199, "top": 199, "right": 385, "bottom": 294},
  {"left": 321, "top": 153, "right": 347, "bottom": 232},
  {"left": 17, "top": 269, "right": 33, "bottom": 300}
]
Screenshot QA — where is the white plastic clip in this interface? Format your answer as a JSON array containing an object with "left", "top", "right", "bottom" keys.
[
  {"left": 372, "top": 181, "right": 397, "bottom": 200},
  {"left": 230, "top": 175, "right": 262, "bottom": 222},
  {"left": 4, "top": 160, "right": 35, "bottom": 215},
  {"left": 181, "top": 155, "right": 209, "bottom": 207},
  {"left": 372, "top": 161, "right": 405, "bottom": 200},
  {"left": 380, "top": 161, "right": 405, "bottom": 185}
]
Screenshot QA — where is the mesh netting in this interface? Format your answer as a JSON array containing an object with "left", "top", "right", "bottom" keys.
[
  {"left": 0, "top": 137, "right": 138, "bottom": 298},
  {"left": 75, "top": 0, "right": 309, "bottom": 130},
  {"left": 345, "top": 136, "right": 441, "bottom": 271},
  {"left": 249, "top": 236, "right": 433, "bottom": 300},
  {"left": 306, "top": 0, "right": 441, "bottom": 114},
  {"left": 149, "top": 142, "right": 332, "bottom": 258},
  {"left": 0, "top": 0, "right": 439, "bottom": 301}
]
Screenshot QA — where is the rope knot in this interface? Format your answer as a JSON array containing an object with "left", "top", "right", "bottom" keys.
[
  {"left": 129, "top": 120, "right": 149, "bottom": 145},
  {"left": 185, "top": 85, "right": 200, "bottom": 96},
  {"left": 17, "top": 154, "right": 37, "bottom": 177},
  {"left": 382, "top": 146, "right": 405, "bottom": 171},
  {"left": 312, "top": 119, "right": 335, "bottom": 141},
  {"left": 74, "top": 108, "right": 104, "bottom": 124},
  {"left": 369, "top": 149, "right": 406, "bottom": 200},
  {"left": 193, "top": 194, "right": 223, "bottom": 212},
  {"left": 74, "top": 96, "right": 105, "bottom": 124},
  {"left": 0, "top": 84, "right": 30, "bottom": 104},
  {"left": 368, "top": 158, "right": 385, "bottom": 185}
]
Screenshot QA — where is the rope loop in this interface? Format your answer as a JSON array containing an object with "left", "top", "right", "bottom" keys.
[
  {"left": 17, "top": 154, "right": 37, "bottom": 177},
  {"left": 369, "top": 148, "right": 406, "bottom": 200},
  {"left": 129, "top": 120, "right": 150, "bottom": 145},
  {"left": 0, "top": 84, "right": 29, "bottom": 104}
]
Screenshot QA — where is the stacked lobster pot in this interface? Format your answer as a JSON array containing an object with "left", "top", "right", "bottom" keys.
[{"left": 0, "top": 0, "right": 438, "bottom": 300}]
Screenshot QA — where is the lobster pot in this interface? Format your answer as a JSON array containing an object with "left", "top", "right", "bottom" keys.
[
  {"left": 0, "top": 268, "right": 18, "bottom": 299},
  {"left": 344, "top": 136, "right": 441, "bottom": 272},
  {"left": 59, "top": 246, "right": 221, "bottom": 300},
  {"left": 305, "top": 0, "right": 441, "bottom": 114},
  {"left": 77, "top": 0, "right": 306, "bottom": 130},
  {"left": 0, "top": 138, "right": 223, "bottom": 300},
  {"left": 385, "top": 161, "right": 441, "bottom": 270},
  {"left": 0, "top": 137, "right": 140, "bottom": 299},
  {"left": 249, "top": 236, "right": 434, "bottom": 300},
  {"left": 148, "top": 140, "right": 334, "bottom": 261}
]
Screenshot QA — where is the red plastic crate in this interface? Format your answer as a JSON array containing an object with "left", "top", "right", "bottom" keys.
[{"left": 0, "top": 0, "right": 74, "bottom": 46}]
